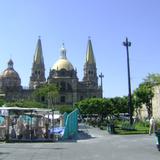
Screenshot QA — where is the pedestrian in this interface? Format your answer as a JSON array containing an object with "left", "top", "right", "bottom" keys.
[{"left": 149, "top": 116, "right": 156, "bottom": 135}]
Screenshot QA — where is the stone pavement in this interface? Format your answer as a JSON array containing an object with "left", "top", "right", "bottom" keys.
[{"left": 0, "top": 123, "right": 159, "bottom": 160}]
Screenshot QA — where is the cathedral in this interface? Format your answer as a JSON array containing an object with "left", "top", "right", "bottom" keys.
[{"left": 0, "top": 38, "right": 102, "bottom": 106}]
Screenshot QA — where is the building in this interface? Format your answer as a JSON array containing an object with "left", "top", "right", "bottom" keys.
[{"left": 0, "top": 38, "right": 102, "bottom": 105}]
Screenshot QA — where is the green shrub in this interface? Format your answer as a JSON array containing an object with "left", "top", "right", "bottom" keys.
[
  {"left": 121, "top": 121, "right": 136, "bottom": 131},
  {"left": 113, "top": 119, "right": 122, "bottom": 127},
  {"left": 135, "top": 121, "right": 149, "bottom": 128},
  {"left": 59, "top": 105, "right": 74, "bottom": 114},
  {"left": 100, "top": 120, "right": 109, "bottom": 127}
]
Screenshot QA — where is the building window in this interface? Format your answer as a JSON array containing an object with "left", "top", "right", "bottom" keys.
[
  {"left": 60, "top": 96, "right": 65, "bottom": 103},
  {"left": 60, "top": 82, "right": 66, "bottom": 91}
]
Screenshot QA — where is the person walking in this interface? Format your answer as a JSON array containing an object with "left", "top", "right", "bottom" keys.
[{"left": 149, "top": 116, "right": 156, "bottom": 135}]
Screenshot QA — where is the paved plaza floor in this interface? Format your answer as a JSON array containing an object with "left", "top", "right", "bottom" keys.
[{"left": 0, "top": 124, "right": 159, "bottom": 160}]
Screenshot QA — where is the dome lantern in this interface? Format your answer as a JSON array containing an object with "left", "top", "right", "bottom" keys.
[
  {"left": 60, "top": 43, "right": 67, "bottom": 59},
  {"left": 8, "top": 59, "right": 14, "bottom": 69}
]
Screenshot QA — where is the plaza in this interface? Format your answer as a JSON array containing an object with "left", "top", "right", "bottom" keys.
[{"left": 0, "top": 124, "right": 159, "bottom": 160}]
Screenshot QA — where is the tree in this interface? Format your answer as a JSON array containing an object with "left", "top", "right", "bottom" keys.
[
  {"left": 33, "top": 83, "right": 59, "bottom": 109},
  {"left": 134, "top": 82, "right": 154, "bottom": 119},
  {"left": 33, "top": 83, "right": 59, "bottom": 139},
  {"left": 0, "top": 98, "right": 5, "bottom": 106},
  {"left": 75, "top": 98, "right": 119, "bottom": 122},
  {"left": 134, "top": 73, "right": 160, "bottom": 119},
  {"left": 110, "top": 96, "right": 128, "bottom": 114},
  {"left": 144, "top": 73, "right": 160, "bottom": 85},
  {"left": 5, "top": 100, "right": 47, "bottom": 108},
  {"left": 59, "top": 105, "right": 74, "bottom": 114}
]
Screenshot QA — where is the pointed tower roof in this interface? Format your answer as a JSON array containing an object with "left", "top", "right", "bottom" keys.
[
  {"left": 29, "top": 37, "right": 46, "bottom": 89},
  {"left": 34, "top": 37, "right": 44, "bottom": 64},
  {"left": 86, "top": 37, "right": 96, "bottom": 64}
]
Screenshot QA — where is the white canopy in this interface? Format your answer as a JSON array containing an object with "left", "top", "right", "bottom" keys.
[{"left": 45, "top": 114, "right": 61, "bottom": 120}]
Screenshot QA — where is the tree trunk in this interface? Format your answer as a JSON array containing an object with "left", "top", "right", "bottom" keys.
[{"left": 146, "top": 103, "right": 152, "bottom": 119}]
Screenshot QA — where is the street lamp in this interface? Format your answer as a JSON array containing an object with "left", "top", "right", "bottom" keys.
[{"left": 123, "top": 37, "right": 133, "bottom": 125}]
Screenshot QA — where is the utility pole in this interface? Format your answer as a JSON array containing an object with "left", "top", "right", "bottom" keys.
[
  {"left": 99, "top": 72, "right": 104, "bottom": 98},
  {"left": 123, "top": 37, "right": 133, "bottom": 125}
]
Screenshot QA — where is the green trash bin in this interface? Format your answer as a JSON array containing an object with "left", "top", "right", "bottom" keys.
[
  {"left": 155, "top": 129, "right": 160, "bottom": 151},
  {"left": 107, "top": 124, "right": 115, "bottom": 134}
]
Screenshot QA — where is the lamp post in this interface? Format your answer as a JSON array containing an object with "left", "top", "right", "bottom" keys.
[{"left": 123, "top": 37, "right": 133, "bottom": 125}]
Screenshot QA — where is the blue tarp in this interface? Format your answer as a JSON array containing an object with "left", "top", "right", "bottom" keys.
[{"left": 50, "top": 127, "right": 65, "bottom": 136}]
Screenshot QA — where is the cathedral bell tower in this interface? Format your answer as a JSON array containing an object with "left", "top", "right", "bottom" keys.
[
  {"left": 83, "top": 38, "right": 98, "bottom": 87},
  {"left": 29, "top": 37, "right": 46, "bottom": 89}
]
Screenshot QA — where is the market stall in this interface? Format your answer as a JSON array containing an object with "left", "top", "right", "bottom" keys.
[{"left": 0, "top": 107, "right": 61, "bottom": 142}]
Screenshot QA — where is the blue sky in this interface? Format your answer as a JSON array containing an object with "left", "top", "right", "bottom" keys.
[{"left": 0, "top": 0, "right": 160, "bottom": 98}]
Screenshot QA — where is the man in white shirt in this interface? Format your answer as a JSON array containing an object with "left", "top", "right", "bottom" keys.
[{"left": 149, "top": 116, "right": 156, "bottom": 135}]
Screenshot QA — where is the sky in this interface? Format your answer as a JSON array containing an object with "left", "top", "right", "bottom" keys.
[{"left": 0, "top": 0, "right": 160, "bottom": 98}]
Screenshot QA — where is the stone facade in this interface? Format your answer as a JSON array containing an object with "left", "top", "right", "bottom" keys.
[
  {"left": 0, "top": 38, "right": 102, "bottom": 105},
  {"left": 152, "top": 86, "right": 160, "bottom": 120},
  {"left": 136, "top": 86, "right": 160, "bottom": 120}
]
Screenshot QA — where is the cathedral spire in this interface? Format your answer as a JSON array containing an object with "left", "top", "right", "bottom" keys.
[
  {"left": 86, "top": 37, "right": 96, "bottom": 64},
  {"left": 83, "top": 37, "right": 98, "bottom": 87},
  {"left": 34, "top": 37, "right": 44, "bottom": 64},
  {"left": 29, "top": 37, "right": 46, "bottom": 89}
]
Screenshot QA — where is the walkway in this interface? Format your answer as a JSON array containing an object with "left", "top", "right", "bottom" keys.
[{"left": 0, "top": 123, "right": 159, "bottom": 160}]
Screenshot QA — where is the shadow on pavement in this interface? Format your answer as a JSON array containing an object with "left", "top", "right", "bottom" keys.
[
  {"left": 77, "top": 130, "right": 94, "bottom": 140},
  {"left": 0, "top": 152, "right": 10, "bottom": 155},
  {"left": 58, "top": 129, "right": 94, "bottom": 143}
]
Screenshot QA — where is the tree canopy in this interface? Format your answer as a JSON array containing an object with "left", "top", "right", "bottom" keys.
[
  {"left": 5, "top": 100, "right": 47, "bottom": 108},
  {"left": 133, "top": 73, "right": 160, "bottom": 118},
  {"left": 75, "top": 97, "right": 128, "bottom": 122},
  {"left": 33, "top": 83, "right": 59, "bottom": 109},
  {"left": 144, "top": 73, "right": 160, "bottom": 85}
]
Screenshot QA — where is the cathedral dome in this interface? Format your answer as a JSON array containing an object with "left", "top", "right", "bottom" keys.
[
  {"left": 2, "top": 68, "right": 20, "bottom": 79},
  {"left": 51, "top": 44, "right": 74, "bottom": 71},
  {"left": 0, "top": 59, "right": 21, "bottom": 88},
  {"left": 2, "top": 59, "right": 20, "bottom": 79},
  {"left": 52, "top": 59, "right": 74, "bottom": 71}
]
